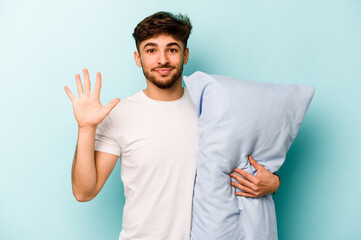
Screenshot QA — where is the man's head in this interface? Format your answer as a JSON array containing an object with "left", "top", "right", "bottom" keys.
[
  {"left": 133, "top": 12, "right": 192, "bottom": 89},
  {"left": 133, "top": 11, "right": 192, "bottom": 52}
]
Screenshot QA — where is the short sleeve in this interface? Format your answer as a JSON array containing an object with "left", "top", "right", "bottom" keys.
[{"left": 94, "top": 115, "right": 121, "bottom": 156}]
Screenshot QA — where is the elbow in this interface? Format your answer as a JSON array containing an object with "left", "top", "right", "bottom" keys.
[
  {"left": 74, "top": 193, "right": 94, "bottom": 202},
  {"left": 72, "top": 186, "right": 96, "bottom": 202}
]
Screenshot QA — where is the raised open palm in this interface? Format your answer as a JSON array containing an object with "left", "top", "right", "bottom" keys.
[{"left": 64, "top": 69, "right": 120, "bottom": 128}]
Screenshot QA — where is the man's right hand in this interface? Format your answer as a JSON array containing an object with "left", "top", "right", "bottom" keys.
[{"left": 64, "top": 68, "right": 120, "bottom": 128}]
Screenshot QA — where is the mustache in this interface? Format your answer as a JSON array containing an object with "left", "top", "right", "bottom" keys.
[{"left": 151, "top": 63, "right": 174, "bottom": 70}]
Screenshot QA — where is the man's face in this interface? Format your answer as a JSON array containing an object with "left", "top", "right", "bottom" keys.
[{"left": 134, "top": 34, "right": 189, "bottom": 89}]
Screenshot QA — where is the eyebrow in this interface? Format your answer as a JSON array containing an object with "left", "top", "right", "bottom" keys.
[{"left": 143, "top": 42, "right": 181, "bottom": 49}]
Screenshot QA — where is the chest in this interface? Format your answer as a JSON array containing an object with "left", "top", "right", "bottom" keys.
[{"left": 117, "top": 105, "right": 198, "bottom": 170}]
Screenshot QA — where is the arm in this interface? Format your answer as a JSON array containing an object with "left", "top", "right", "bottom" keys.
[
  {"left": 71, "top": 128, "right": 119, "bottom": 202},
  {"left": 65, "top": 68, "right": 120, "bottom": 202},
  {"left": 230, "top": 155, "right": 280, "bottom": 198}
]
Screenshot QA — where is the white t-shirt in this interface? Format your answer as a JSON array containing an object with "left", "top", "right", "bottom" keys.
[{"left": 94, "top": 88, "right": 198, "bottom": 240}]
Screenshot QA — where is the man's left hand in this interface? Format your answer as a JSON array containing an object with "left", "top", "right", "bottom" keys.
[{"left": 230, "top": 155, "right": 280, "bottom": 198}]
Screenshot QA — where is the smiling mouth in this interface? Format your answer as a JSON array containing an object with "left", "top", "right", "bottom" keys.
[{"left": 154, "top": 68, "right": 173, "bottom": 75}]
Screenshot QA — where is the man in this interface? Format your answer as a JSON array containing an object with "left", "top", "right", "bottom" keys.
[{"left": 64, "top": 11, "right": 280, "bottom": 240}]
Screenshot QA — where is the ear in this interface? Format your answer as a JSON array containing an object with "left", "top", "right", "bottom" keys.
[
  {"left": 134, "top": 51, "right": 142, "bottom": 67},
  {"left": 183, "top": 48, "right": 189, "bottom": 65}
]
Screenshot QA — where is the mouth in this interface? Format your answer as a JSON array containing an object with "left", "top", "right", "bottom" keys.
[{"left": 153, "top": 68, "right": 173, "bottom": 75}]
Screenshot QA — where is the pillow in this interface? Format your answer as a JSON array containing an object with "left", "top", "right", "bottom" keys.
[{"left": 183, "top": 71, "right": 315, "bottom": 240}]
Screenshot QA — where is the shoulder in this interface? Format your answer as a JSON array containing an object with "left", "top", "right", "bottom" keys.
[{"left": 107, "top": 91, "right": 144, "bottom": 119}]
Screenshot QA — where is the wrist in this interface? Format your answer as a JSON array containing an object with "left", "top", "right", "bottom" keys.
[
  {"left": 78, "top": 125, "right": 97, "bottom": 133},
  {"left": 272, "top": 173, "right": 281, "bottom": 195}
]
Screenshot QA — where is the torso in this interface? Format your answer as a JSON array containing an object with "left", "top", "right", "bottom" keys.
[{"left": 101, "top": 88, "right": 198, "bottom": 240}]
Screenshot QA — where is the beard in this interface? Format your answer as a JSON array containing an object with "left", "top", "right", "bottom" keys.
[{"left": 142, "top": 63, "right": 183, "bottom": 89}]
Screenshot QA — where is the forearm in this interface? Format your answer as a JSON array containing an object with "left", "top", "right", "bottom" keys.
[{"left": 72, "top": 126, "right": 98, "bottom": 201}]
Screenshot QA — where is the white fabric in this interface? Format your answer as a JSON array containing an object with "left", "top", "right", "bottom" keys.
[
  {"left": 184, "top": 71, "right": 315, "bottom": 240},
  {"left": 94, "top": 88, "right": 198, "bottom": 240}
]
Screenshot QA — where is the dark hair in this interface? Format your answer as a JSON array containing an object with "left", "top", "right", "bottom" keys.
[{"left": 132, "top": 11, "right": 192, "bottom": 51}]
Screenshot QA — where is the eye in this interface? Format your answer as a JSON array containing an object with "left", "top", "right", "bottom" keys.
[
  {"left": 146, "top": 49, "right": 155, "bottom": 53},
  {"left": 169, "top": 48, "right": 178, "bottom": 53}
]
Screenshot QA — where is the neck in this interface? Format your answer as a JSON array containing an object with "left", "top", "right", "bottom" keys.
[{"left": 143, "top": 78, "right": 184, "bottom": 101}]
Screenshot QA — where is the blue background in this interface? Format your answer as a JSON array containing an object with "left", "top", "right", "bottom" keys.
[{"left": 1, "top": 0, "right": 360, "bottom": 239}]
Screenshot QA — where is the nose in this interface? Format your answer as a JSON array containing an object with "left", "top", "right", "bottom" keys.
[{"left": 158, "top": 51, "right": 169, "bottom": 65}]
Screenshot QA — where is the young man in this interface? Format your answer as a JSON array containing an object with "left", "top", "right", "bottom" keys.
[{"left": 64, "top": 11, "right": 280, "bottom": 240}]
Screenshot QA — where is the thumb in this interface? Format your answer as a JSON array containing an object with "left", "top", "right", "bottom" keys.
[
  {"left": 248, "top": 155, "right": 263, "bottom": 171},
  {"left": 105, "top": 98, "right": 121, "bottom": 113}
]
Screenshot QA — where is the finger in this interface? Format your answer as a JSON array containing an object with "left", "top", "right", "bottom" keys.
[
  {"left": 230, "top": 173, "right": 256, "bottom": 190},
  {"left": 94, "top": 72, "right": 102, "bottom": 97},
  {"left": 83, "top": 68, "right": 91, "bottom": 94},
  {"left": 236, "top": 191, "right": 257, "bottom": 198},
  {"left": 232, "top": 168, "right": 257, "bottom": 183},
  {"left": 248, "top": 155, "right": 264, "bottom": 171},
  {"left": 105, "top": 98, "right": 121, "bottom": 113},
  {"left": 64, "top": 86, "right": 75, "bottom": 102},
  {"left": 231, "top": 181, "right": 256, "bottom": 195},
  {"left": 75, "top": 73, "right": 84, "bottom": 96}
]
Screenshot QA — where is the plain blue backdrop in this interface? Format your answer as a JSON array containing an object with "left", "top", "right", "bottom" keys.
[{"left": 1, "top": 0, "right": 360, "bottom": 239}]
